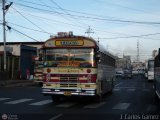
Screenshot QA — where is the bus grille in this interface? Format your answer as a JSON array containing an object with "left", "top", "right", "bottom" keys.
[{"left": 60, "top": 74, "right": 78, "bottom": 87}]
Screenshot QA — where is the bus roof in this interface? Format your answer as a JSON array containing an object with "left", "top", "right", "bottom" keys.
[
  {"left": 43, "top": 35, "right": 98, "bottom": 48},
  {"left": 43, "top": 32, "right": 115, "bottom": 59}
]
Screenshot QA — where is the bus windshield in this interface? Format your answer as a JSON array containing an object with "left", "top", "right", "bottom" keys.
[
  {"left": 148, "top": 60, "right": 154, "bottom": 71},
  {"left": 44, "top": 48, "right": 95, "bottom": 67}
]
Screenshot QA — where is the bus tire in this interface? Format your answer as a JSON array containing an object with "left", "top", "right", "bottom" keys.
[
  {"left": 39, "top": 82, "right": 43, "bottom": 86},
  {"left": 94, "top": 95, "right": 102, "bottom": 102},
  {"left": 109, "top": 78, "right": 114, "bottom": 94},
  {"left": 109, "top": 88, "right": 113, "bottom": 94},
  {"left": 51, "top": 95, "right": 61, "bottom": 103}
]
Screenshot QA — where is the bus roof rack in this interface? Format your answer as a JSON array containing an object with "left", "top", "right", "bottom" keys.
[{"left": 57, "top": 31, "right": 73, "bottom": 37}]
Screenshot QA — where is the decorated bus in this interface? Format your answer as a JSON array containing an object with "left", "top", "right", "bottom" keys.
[
  {"left": 42, "top": 32, "right": 115, "bottom": 102},
  {"left": 154, "top": 48, "right": 160, "bottom": 99},
  {"left": 147, "top": 58, "right": 154, "bottom": 81}
]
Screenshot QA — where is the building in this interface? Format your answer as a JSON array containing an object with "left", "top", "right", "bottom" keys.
[
  {"left": 0, "top": 42, "right": 44, "bottom": 80},
  {"left": 116, "top": 55, "right": 132, "bottom": 69}
]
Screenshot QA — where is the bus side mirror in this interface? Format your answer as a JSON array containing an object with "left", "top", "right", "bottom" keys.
[
  {"left": 96, "top": 54, "right": 101, "bottom": 63},
  {"left": 96, "top": 54, "right": 100, "bottom": 59}
]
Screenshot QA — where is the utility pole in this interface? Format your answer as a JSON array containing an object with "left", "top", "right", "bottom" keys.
[
  {"left": 85, "top": 26, "right": 94, "bottom": 37},
  {"left": 2, "top": 0, "right": 7, "bottom": 72},
  {"left": 2, "top": 0, "right": 12, "bottom": 72},
  {"left": 137, "top": 40, "right": 140, "bottom": 62}
]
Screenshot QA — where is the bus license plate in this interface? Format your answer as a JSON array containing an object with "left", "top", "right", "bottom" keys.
[{"left": 64, "top": 91, "right": 71, "bottom": 96}]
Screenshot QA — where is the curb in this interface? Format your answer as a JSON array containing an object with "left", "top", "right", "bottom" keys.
[{"left": 0, "top": 80, "right": 40, "bottom": 87}]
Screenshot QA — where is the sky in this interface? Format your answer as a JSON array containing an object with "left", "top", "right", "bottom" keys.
[{"left": 0, "top": 0, "right": 160, "bottom": 62}]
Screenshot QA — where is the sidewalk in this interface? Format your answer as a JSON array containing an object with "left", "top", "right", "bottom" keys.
[{"left": 0, "top": 80, "right": 40, "bottom": 87}]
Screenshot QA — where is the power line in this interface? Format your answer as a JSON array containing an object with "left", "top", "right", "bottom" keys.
[
  {"left": 0, "top": 22, "right": 40, "bottom": 42},
  {"left": 96, "top": 33, "right": 160, "bottom": 40},
  {"left": 38, "top": 0, "right": 72, "bottom": 22},
  {"left": 7, "top": 22, "right": 53, "bottom": 34},
  {"left": 11, "top": 27, "right": 40, "bottom": 42},
  {"left": 14, "top": 0, "right": 89, "bottom": 29},
  {"left": 10, "top": 0, "right": 160, "bottom": 40},
  {"left": 49, "top": 0, "right": 89, "bottom": 27},
  {"left": 11, "top": 6, "right": 49, "bottom": 34},
  {"left": 9, "top": 7, "right": 160, "bottom": 41},
  {"left": 12, "top": 2, "right": 160, "bottom": 25},
  {"left": 38, "top": 0, "right": 88, "bottom": 30},
  {"left": 7, "top": 8, "right": 86, "bottom": 29},
  {"left": 15, "top": 0, "right": 160, "bottom": 23},
  {"left": 10, "top": 0, "right": 117, "bottom": 20}
]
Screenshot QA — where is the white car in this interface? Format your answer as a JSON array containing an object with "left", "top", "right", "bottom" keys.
[{"left": 115, "top": 71, "right": 124, "bottom": 78}]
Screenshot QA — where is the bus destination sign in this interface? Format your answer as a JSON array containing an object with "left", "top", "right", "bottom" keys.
[{"left": 55, "top": 40, "right": 84, "bottom": 46}]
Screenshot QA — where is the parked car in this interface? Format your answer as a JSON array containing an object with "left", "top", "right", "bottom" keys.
[
  {"left": 115, "top": 70, "right": 124, "bottom": 78},
  {"left": 132, "top": 70, "right": 138, "bottom": 75},
  {"left": 122, "top": 70, "right": 132, "bottom": 79}
]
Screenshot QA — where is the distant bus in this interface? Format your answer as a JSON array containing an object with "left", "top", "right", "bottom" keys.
[
  {"left": 145, "top": 61, "right": 148, "bottom": 79},
  {"left": 42, "top": 32, "right": 115, "bottom": 102},
  {"left": 147, "top": 58, "right": 154, "bottom": 81},
  {"left": 154, "top": 48, "right": 160, "bottom": 99}
]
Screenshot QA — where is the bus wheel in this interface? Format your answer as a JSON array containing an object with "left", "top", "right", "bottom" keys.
[
  {"left": 94, "top": 95, "right": 102, "bottom": 102},
  {"left": 51, "top": 96, "right": 61, "bottom": 103},
  {"left": 39, "top": 82, "right": 43, "bottom": 86}
]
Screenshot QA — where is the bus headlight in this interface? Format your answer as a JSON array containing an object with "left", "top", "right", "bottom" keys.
[
  {"left": 87, "top": 74, "right": 91, "bottom": 82},
  {"left": 46, "top": 74, "right": 51, "bottom": 82}
]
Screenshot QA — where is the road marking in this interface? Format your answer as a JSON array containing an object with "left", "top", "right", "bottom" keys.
[
  {"left": 115, "top": 82, "right": 123, "bottom": 87},
  {"left": 116, "top": 87, "right": 137, "bottom": 89},
  {"left": 113, "top": 89, "right": 120, "bottom": 91},
  {"left": 0, "top": 98, "right": 10, "bottom": 101},
  {"left": 30, "top": 100, "right": 52, "bottom": 106},
  {"left": 113, "top": 103, "right": 130, "bottom": 110},
  {"left": 83, "top": 102, "right": 106, "bottom": 108},
  {"left": 5, "top": 98, "right": 33, "bottom": 104},
  {"left": 56, "top": 102, "right": 76, "bottom": 108},
  {"left": 143, "top": 89, "right": 149, "bottom": 92},
  {"left": 48, "top": 114, "right": 63, "bottom": 120},
  {"left": 147, "top": 104, "right": 157, "bottom": 111},
  {"left": 127, "top": 89, "right": 135, "bottom": 91}
]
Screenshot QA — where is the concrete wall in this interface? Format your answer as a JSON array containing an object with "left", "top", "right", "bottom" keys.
[
  {"left": 0, "top": 44, "right": 42, "bottom": 56},
  {"left": 0, "top": 45, "right": 20, "bottom": 56}
]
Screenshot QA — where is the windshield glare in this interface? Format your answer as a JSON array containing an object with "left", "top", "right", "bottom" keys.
[{"left": 44, "top": 48, "right": 95, "bottom": 67}]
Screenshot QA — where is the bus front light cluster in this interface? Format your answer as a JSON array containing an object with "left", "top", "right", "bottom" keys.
[
  {"left": 87, "top": 74, "right": 91, "bottom": 82},
  {"left": 87, "top": 69, "right": 91, "bottom": 73},
  {"left": 47, "top": 68, "right": 51, "bottom": 73},
  {"left": 46, "top": 74, "right": 51, "bottom": 82}
]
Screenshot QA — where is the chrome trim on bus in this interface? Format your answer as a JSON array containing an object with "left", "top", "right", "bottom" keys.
[
  {"left": 82, "top": 88, "right": 96, "bottom": 91},
  {"left": 42, "top": 87, "right": 96, "bottom": 96},
  {"left": 43, "top": 82, "right": 96, "bottom": 85},
  {"left": 42, "top": 91, "right": 95, "bottom": 96},
  {"left": 42, "top": 87, "right": 81, "bottom": 90},
  {"left": 42, "top": 87, "right": 96, "bottom": 91}
]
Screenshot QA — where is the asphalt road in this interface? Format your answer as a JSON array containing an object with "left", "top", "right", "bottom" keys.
[{"left": 0, "top": 75, "right": 159, "bottom": 120}]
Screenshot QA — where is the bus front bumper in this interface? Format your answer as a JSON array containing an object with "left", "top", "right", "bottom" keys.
[
  {"left": 42, "top": 88, "right": 96, "bottom": 96},
  {"left": 148, "top": 75, "right": 154, "bottom": 80}
]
